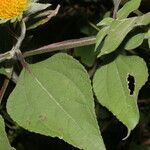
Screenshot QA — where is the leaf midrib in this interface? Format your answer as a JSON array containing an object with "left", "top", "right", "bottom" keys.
[{"left": 28, "top": 66, "right": 100, "bottom": 148}]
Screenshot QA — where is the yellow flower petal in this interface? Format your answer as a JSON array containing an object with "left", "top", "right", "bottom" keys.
[{"left": 0, "top": 0, "right": 28, "bottom": 20}]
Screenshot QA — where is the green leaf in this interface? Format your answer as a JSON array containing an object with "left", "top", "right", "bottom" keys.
[
  {"left": 95, "top": 26, "right": 110, "bottom": 51},
  {"left": 0, "top": 116, "right": 14, "bottom": 150},
  {"left": 135, "top": 12, "right": 150, "bottom": 26},
  {"left": 74, "top": 45, "right": 96, "bottom": 67},
  {"left": 97, "top": 17, "right": 114, "bottom": 26},
  {"left": 97, "top": 13, "right": 150, "bottom": 57},
  {"left": 117, "top": 0, "right": 141, "bottom": 19},
  {"left": 125, "top": 33, "right": 145, "bottom": 50},
  {"left": 98, "top": 18, "right": 137, "bottom": 57},
  {"left": 7, "top": 53, "right": 106, "bottom": 150},
  {"left": 93, "top": 55, "right": 148, "bottom": 131}
]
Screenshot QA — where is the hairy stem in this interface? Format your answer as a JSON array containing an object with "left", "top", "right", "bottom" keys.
[
  {"left": 23, "top": 36, "right": 96, "bottom": 58},
  {"left": 0, "top": 78, "right": 9, "bottom": 104},
  {"left": 0, "top": 21, "right": 26, "bottom": 63},
  {"left": 14, "top": 21, "right": 26, "bottom": 50},
  {"left": 113, "top": 0, "right": 122, "bottom": 19}
]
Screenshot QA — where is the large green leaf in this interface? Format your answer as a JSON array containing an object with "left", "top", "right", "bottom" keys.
[
  {"left": 93, "top": 55, "right": 148, "bottom": 131},
  {"left": 117, "top": 0, "right": 141, "bottom": 19},
  {"left": 97, "top": 13, "right": 150, "bottom": 57},
  {"left": 0, "top": 116, "right": 14, "bottom": 150},
  {"left": 7, "top": 53, "right": 105, "bottom": 150}
]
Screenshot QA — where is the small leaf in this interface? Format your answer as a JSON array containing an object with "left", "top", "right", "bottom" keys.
[
  {"left": 135, "top": 12, "right": 150, "bottom": 26},
  {"left": 95, "top": 26, "right": 110, "bottom": 51},
  {"left": 7, "top": 53, "right": 106, "bottom": 150},
  {"left": 97, "top": 17, "right": 114, "bottom": 26},
  {"left": 74, "top": 45, "right": 96, "bottom": 67},
  {"left": 117, "top": 0, "right": 141, "bottom": 19},
  {"left": 125, "top": 33, "right": 145, "bottom": 50},
  {"left": 0, "top": 116, "right": 14, "bottom": 150},
  {"left": 93, "top": 55, "right": 148, "bottom": 131},
  {"left": 97, "top": 13, "right": 150, "bottom": 57},
  {"left": 98, "top": 18, "right": 137, "bottom": 57}
]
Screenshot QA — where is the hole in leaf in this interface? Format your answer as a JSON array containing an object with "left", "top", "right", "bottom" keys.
[{"left": 127, "top": 74, "right": 135, "bottom": 95}]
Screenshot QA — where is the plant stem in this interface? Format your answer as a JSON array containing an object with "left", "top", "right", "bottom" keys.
[
  {"left": 0, "top": 21, "right": 26, "bottom": 63},
  {"left": 23, "top": 36, "right": 96, "bottom": 58},
  {"left": 113, "top": 0, "right": 122, "bottom": 19},
  {"left": 14, "top": 21, "right": 26, "bottom": 50},
  {"left": 0, "top": 52, "right": 12, "bottom": 63},
  {"left": 0, "top": 78, "right": 9, "bottom": 104},
  {"left": 0, "top": 33, "right": 95, "bottom": 61},
  {"left": 88, "top": 22, "right": 100, "bottom": 31}
]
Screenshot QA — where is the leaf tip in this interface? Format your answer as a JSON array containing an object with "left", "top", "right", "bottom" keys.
[{"left": 122, "top": 128, "right": 131, "bottom": 140}]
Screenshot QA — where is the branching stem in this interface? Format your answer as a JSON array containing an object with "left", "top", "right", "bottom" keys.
[{"left": 0, "top": 23, "right": 96, "bottom": 62}]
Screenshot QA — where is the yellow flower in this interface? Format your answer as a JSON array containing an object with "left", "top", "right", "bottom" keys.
[{"left": 0, "top": 0, "right": 28, "bottom": 20}]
